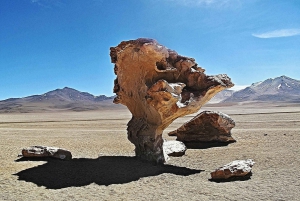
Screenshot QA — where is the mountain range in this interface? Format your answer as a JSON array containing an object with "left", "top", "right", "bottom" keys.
[
  {"left": 221, "top": 75, "right": 300, "bottom": 103},
  {"left": 0, "top": 75, "right": 299, "bottom": 113},
  {"left": 0, "top": 87, "right": 116, "bottom": 113}
]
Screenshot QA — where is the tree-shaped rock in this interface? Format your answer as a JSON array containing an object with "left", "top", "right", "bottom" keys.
[{"left": 110, "top": 38, "right": 233, "bottom": 163}]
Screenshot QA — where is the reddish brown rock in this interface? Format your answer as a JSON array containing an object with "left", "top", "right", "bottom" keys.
[
  {"left": 168, "top": 111, "right": 236, "bottom": 147},
  {"left": 110, "top": 38, "right": 233, "bottom": 163},
  {"left": 22, "top": 146, "right": 72, "bottom": 160},
  {"left": 210, "top": 159, "right": 255, "bottom": 181}
]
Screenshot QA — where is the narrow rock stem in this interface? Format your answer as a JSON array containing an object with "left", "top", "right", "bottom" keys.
[{"left": 127, "top": 117, "right": 165, "bottom": 163}]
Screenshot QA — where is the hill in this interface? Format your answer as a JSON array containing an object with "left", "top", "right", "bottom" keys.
[
  {"left": 222, "top": 76, "right": 300, "bottom": 103},
  {"left": 209, "top": 90, "right": 235, "bottom": 103},
  {"left": 0, "top": 87, "right": 118, "bottom": 113}
]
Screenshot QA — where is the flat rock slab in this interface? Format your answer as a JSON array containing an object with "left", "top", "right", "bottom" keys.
[
  {"left": 22, "top": 146, "right": 72, "bottom": 160},
  {"left": 163, "top": 141, "right": 187, "bottom": 157},
  {"left": 210, "top": 159, "right": 255, "bottom": 181}
]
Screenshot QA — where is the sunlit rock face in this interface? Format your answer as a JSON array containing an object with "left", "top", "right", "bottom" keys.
[
  {"left": 163, "top": 140, "right": 187, "bottom": 157},
  {"left": 110, "top": 38, "right": 233, "bottom": 163},
  {"left": 210, "top": 159, "right": 255, "bottom": 181}
]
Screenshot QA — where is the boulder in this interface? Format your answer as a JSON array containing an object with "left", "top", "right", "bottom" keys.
[
  {"left": 22, "top": 146, "right": 72, "bottom": 160},
  {"left": 163, "top": 140, "right": 187, "bottom": 157},
  {"left": 168, "top": 111, "right": 236, "bottom": 147},
  {"left": 110, "top": 38, "right": 233, "bottom": 163},
  {"left": 210, "top": 159, "right": 255, "bottom": 181}
]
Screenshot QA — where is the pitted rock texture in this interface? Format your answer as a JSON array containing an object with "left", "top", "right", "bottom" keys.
[
  {"left": 210, "top": 159, "right": 255, "bottom": 180},
  {"left": 163, "top": 140, "right": 187, "bottom": 157},
  {"left": 22, "top": 146, "right": 72, "bottom": 160},
  {"left": 110, "top": 38, "right": 233, "bottom": 163},
  {"left": 168, "top": 111, "right": 236, "bottom": 146}
]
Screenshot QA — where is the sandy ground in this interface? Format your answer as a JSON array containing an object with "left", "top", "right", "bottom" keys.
[{"left": 0, "top": 103, "right": 299, "bottom": 200}]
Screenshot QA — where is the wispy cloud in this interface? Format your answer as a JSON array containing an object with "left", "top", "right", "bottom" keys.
[
  {"left": 231, "top": 85, "right": 249, "bottom": 91},
  {"left": 30, "top": 0, "right": 64, "bottom": 8},
  {"left": 166, "top": 0, "right": 240, "bottom": 8},
  {"left": 252, "top": 29, "right": 300, "bottom": 39}
]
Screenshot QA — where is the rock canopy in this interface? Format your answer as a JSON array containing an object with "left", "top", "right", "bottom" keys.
[
  {"left": 168, "top": 111, "right": 236, "bottom": 147},
  {"left": 110, "top": 38, "right": 233, "bottom": 163}
]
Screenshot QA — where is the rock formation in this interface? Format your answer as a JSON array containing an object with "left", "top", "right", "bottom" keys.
[
  {"left": 110, "top": 38, "right": 233, "bottom": 163},
  {"left": 168, "top": 111, "right": 236, "bottom": 148},
  {"left": 22, "top": 146, "right": 72, "bottom": 160},
  {"left": 163, "top": 140, "right": 187, "bottom": 157},
  {"left": 210, "top": 159, "right": 255, "bottom": 181}
]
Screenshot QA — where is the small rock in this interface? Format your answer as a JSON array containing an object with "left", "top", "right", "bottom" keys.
[
  {"left": 163, "top": 140, "right": 187, "bottom": 157},
  {"left": 210, "top": 159, "right": 255, "bottom": 181},
  {"left": 22, "top": 146, "right": 72, "bottom": 160},
  {"left": 264, "top": 133, "right": 268, "bottom": 136}
]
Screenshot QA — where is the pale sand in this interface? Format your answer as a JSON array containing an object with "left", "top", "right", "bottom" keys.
[{"left": 0, "top": 103, "right": 299, "bottom": 200}]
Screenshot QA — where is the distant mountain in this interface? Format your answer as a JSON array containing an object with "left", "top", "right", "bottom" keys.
[
  {"left": 209, "top": 89, "right": 235, "bottom": 103},
  {"left": 26, "top": 87, "right": 113, "bottom": 102},
  {"left": 222, "top": 76, "right": 300, "bottom": 103},
  {"left": 0, "top": 87, "right": 117, "bottom": 113}
]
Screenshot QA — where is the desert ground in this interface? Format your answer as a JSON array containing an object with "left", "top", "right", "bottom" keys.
[{"left": 0, "top": 103, "right": 299, "bottom": 200}]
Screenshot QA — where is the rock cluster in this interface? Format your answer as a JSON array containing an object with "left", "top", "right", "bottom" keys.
[
  {"left": 169, "top": 111, "right": 236, "bottom": 147},
  {"left": 22, "top": 146, "right": 72, "bottom": 160},
  {"left": 210, "top": 159, "right": 255, "bottom": 181},
  {"left": 110, "top": 38, "right": 233, "bottom": 163}
]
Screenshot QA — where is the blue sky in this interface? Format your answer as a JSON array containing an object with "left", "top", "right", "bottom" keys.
[{"left": 1, "top": 0, "right": 300, "bottom": 100}]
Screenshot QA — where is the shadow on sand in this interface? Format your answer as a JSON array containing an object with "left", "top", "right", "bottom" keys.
[
  {"left": 14, "top": 156, "right": 203, "bottom": 189},
  {"left": 185, "top": 141, "right": 234, "bottom": 149}
]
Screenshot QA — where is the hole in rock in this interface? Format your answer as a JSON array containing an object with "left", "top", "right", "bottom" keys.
[{"left": 156, "top": 61, "right": 167, "bottom": 71}]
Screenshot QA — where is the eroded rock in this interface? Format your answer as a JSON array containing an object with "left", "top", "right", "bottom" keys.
[
  {"left": 210, "top": 159, "right": 255, "bottom": 181},
  {"left": 169, "top": 111, "right": 236, "bottom": 148},
  {"left": 163, "top": 140, "right": 187, "bottom": 157},
  {"left": 22, "top": 146, "right": 72, "bottom": 160},
  {"left": 168, "top": 111, "right": 236, "bottom": 147},
  {"left": 110, "top": 38, "right": 233, "bottom": 163}
]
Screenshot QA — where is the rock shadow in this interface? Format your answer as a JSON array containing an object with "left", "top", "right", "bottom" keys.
[
  {"left": 14, "top": 156, "right": 202, "bottom": 189},
  {"left": 208, "top": 173, "right": 253, "bottom": 183},
  {"left": 185, "top": 141, "right": 234, "bottom": 149}
]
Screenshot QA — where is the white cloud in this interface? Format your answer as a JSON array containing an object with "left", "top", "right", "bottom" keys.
[
  {"left": 30, "top": 0, "right": 64, "bottom": 8},
  {"left": 230, "top": 85, "right": 249, "bottom": 91},
  {"left": 252, "top": 29, "right": 300, "bottom": 38},
  {"left": 166, "top": 0, "right": 240, "bottom": 7}
]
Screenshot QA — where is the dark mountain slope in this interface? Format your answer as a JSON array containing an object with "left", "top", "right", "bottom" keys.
[{"left": 0, "top": 87, "right": 116, "bottom": 113}]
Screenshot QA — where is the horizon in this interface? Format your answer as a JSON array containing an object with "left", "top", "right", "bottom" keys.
[
  {"left": 1, "top": 74, "right": 298, "bottom": 101},
  {"left": 1, "top": 0, "right": 300, "bottom": 100}
]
